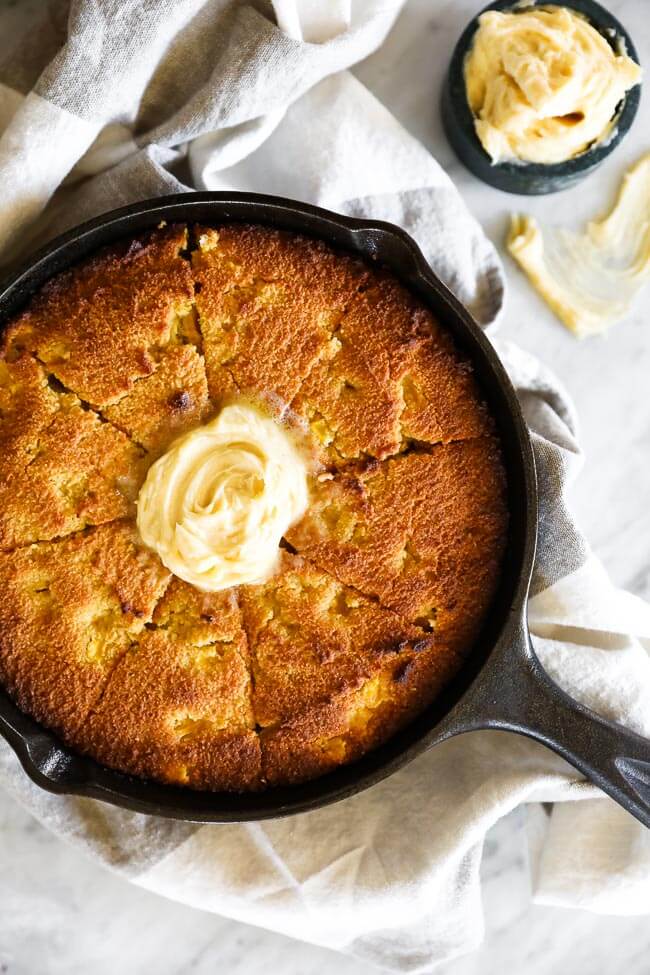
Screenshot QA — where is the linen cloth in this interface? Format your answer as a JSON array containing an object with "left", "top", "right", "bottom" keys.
[{"left": 0, "top": 1, "right": 649, "bottom": 970}]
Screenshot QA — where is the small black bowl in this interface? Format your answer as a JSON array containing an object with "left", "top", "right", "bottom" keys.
[{"left": 441, "top": 0, "right": 642, "bottom": 195}]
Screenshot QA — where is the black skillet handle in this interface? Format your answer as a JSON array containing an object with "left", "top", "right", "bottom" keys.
[{"left": 454, "top": 620, "right": 650, "bottom": 829}]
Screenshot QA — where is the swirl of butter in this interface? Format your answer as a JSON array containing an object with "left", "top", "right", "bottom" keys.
[
  {"left": 464, "top": 6, "right": 642, "bottom": 165},
  {"left": 508, "top": 153, "right": 650, "bottom": 337},
  {"left": 137, "top": 402, "right": 309, "bottom": 591}
]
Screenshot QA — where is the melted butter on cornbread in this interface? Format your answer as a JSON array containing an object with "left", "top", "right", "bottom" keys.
[
  {"left": 136, "top": 401, "right": 309, "bottom": 591},
  {"left": 465, "top": 6, "right": 641, "bottom": 165}
]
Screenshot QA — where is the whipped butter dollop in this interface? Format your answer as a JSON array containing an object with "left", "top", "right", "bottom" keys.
[
  {"left": 464, "top": 6, "right": 642, "bottom": 165},
  {"left": 508, "top": 153, "right": 650, "bottom": 337},
  {"left": 137, "top": 402, "right": 309, "bottom": 591}
]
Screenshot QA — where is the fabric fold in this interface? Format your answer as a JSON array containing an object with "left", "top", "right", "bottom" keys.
[{"left": 0, "top": 1, "right": 648, "bottom": 971}]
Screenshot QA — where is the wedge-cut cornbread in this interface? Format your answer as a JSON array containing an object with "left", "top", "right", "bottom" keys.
[
  {"left": 81, "top": 579, "right": 261, "bottom": 790},
  {"left": 287, "top": 439, "right": 507, "bottom": 653},
  {"left": 191, "top": 224, "right": 369, "bottom": 407},
  {"left": 104, "top": 344, "right": 210, "bottom": 454},
  {"left": 4, "top": 225, "right": 195, "bottom": 407},
  {"left": 0, "top": 224, "right": 508, "bottom": 791},
  {"left": 0, "top": 354, "right": 147, "bottom": 549},
  {"left": 0, "top": 522, "right": 170, "bottom": 740},
  {"left": 240, "top": 552, "right": 461, "bottom": 785}
]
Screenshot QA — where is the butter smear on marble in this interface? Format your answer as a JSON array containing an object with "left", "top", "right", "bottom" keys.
[{"left": 507, "top": 153, "right": 650, "bottom": 337}]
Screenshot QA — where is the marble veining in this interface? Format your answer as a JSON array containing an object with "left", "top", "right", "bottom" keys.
[{"left": 2, "top": 0, "right": 650, "bottom": 972}]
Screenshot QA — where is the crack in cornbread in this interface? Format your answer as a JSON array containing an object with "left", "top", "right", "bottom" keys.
[
  {"left": 191, "top": 224, "right": 371, "bottom": 411},
  {"left": 0, "top": 521, "right": 171, "bottom": 740},
  {"left": 0, "top": 355, "right": 148, "bottom": 549},
  {"left": 0, "top": 223, "right": 508, "bottom": 790},
  {"left": 240, "top": 550, "right": 462, "bottom": 785},
  {"left": 4, "top": 225, "right": 195, "bottom": 408},
  {"left": 79, "top": 578, "right": 262, "bottom": 791},
  {"left": 103, "top": 344, "right": 211, "bottom": 455},
  {"left": 290, "top": 271, "right": 493, "bottom": 465},
  {"left": 286, "top": 438, "right": 508, "bottom": 653}
]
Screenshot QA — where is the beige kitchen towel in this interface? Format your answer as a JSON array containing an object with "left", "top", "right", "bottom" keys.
[{"left": 0, "top": 2, "right": 648, "bottom": 972}]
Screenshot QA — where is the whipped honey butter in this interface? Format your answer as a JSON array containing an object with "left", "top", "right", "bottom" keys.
[
  {"left": 137, "top": 401, "right": 309, "bottom": 591},
  {"left": 464, "top": 6, "right": 641, "bottom": 165}
]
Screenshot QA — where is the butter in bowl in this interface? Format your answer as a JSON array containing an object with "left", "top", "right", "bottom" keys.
[{"left": 441, "top": 0, "right": 642, "bottom": 194}]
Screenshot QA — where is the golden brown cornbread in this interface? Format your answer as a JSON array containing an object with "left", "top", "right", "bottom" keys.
[
  {"left": 0, "top": 354, "right": 147, "bottom": 549},
  {"left": 0, "top": 222, "right": 508, "bottom": 791},
  {"left": 287, "top": 439, "right": 507, "bottom": 653},
  {"left": 0, "top": 522, "right": 170, "bottom": 739},
  {"left": 261, "top": 647, "right": 460, "bottom": 786},
  {"left": 103, "top": 344, "right": 210, "bottom": 454},
  {"left": 80, "top": 580, "right": 261, "bottom": 790},
  {"left": 191, "top": 224, "right": 369, "bottom": 407},
  {"left": 291, "top": 274, "right": 493, "bottom": 464},
  {"left": 240, "top": 552, "right": 461, "bottom": 785},
  {"left": 4, "top": 225, "right": 195, "bottom": 407}
]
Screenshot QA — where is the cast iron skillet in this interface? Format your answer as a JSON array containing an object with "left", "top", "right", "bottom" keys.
[{"left": 0, "top": 194, "right": 649, "bottom": 826}]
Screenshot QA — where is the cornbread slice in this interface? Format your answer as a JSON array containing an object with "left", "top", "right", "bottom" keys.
[
  {"left": 291, "top": 273, "right": 493, "bottom": 464},
  {"left": 287, "top": 439, "right": 508, "bottom": 653},
  {"left": 192, "top": 224, "right": 369, "bottom": 406},
  {"left": 81, "top": 579, "right": 261, "bottom": 790},
  {"left": 398, "top": 331, "right": 494, "bottom": 445},
  {"left": 261, "top": 646, "right": 460, "bottom": 786},
  {"left": 0, "top": 523, "right": 170, "bottom": 741},
  {"left": 0, "top": 355, "right": 147, "bottom": 549},
  {"left": 103, "top": 344, "right": 211, "bottom": 454},
  {"left": 240, "top": 552, "right": 460, "bottom": 785},
  {"left": 3, "top": 225, "right": 195, "bottom": 408}
]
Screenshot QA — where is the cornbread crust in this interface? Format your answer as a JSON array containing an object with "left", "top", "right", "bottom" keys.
[
  {"left": 103, "top": 344, "right": 210, "bottom": 454},
  {"left": 261, "top": 645, "right": 461, "bottom": 786},
  {"left": 3, "top": 225, "right": 194, "bottom": 408},
  {"left": 80, "top": 580, "right": 261, "bottom": 790},
  {"left": 0, "top": 522, "right": 170, "bottom": 740},
  {"left": 0, "top": 354, "right": 147, "bottom": 550},
  {"left": 241, "top": 552, "right": 462, "bottom": 785},
  {"left": 191, "top": 225, "right": 370, "bottom": 407},
  {"left": 287, "top": 439, "right": 508, "bottom": 653},
  {"left": 290, "top": 275, "right": 493, "bottom": 464},
  {"left": 0, "top": 223, "right": 509, "bottom": 791}
]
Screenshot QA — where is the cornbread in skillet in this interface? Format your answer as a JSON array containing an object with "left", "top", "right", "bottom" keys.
[
  {"left": 103, "top": 344, "right": 210, "bottom": 454},
  {"left": 286, "top": 439, "right": 506, "bottom": 652},
  {"left": 290, "top": 271, "right": 493, "bottom": 463},
  {"left": 0, "top": 222, "right": 508, "bottom": 790},
  {"left": 191, "top": 225, "right": 370, "bottom": 407},
  {"left": 240, "top": 552, "right": 462, "bottom": 786}
]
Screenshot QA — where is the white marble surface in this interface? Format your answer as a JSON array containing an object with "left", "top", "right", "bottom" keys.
[{"left": 1, "top": 1, "right": 650, "bottom": 973}]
